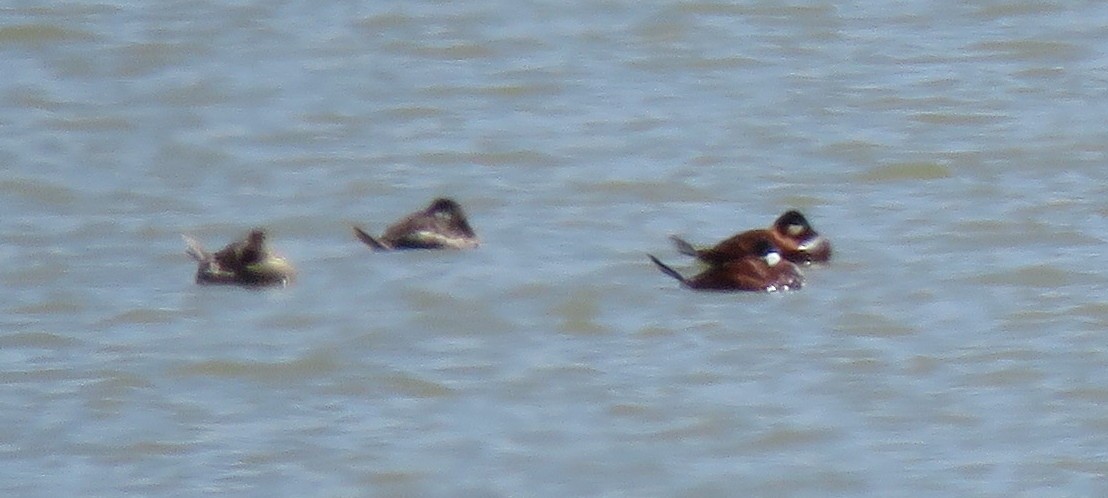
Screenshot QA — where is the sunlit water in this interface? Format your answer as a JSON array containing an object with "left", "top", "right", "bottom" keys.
[{"left": 2, "top": 1, "right": 1107, "bottom": 496}]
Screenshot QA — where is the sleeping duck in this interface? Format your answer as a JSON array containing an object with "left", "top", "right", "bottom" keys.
[
  {"left": 670, "top": 210, "right": 831, "bottom": 265},
  {"left": 649, "top": 236, "right": 803, "bottom": 292},
  {"left": 183, "top": 229, "right": 295, "bottom": 287},
  {"left": 353, "top": 197, "right": 479, "bottom": 251}
]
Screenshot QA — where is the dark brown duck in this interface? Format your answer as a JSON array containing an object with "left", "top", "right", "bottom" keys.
[
  {"left": 353, "top": 198, "right": 479, "bottom": 251},
  {"left": 670, "top": 210, "right": 831, "bottom": 265},
  {"left": 649, "top": 237, "right": 803, "bottom": 292},
  {"left": 183, "top": 229, "right": 295, "bottom": 287}
]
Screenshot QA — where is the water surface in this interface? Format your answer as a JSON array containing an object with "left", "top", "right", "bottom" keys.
[{"left": 2, "top": 1, "right": 1107, "bottom": 496}]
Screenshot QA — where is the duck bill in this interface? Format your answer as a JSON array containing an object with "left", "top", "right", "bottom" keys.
[{"left": 796, "top": 236, "right": 831, "bottom": 262}]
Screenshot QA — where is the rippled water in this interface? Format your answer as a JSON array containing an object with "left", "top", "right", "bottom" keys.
[{"left": 2, "top": 1, "right": 1107, "bottom": 496}]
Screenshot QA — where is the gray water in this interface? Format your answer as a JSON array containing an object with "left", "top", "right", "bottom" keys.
[{"left": 2, "top": 0, "right": 1107, "bottom": 496}]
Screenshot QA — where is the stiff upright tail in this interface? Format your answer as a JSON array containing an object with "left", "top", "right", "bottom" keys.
[
  {"left": 182, "top": 235, "right": 209, "bottom": 262},
  {"left": 669, "top": 235, "right": 699, "bottom": 258},
  {"left": 648, "top": 254, "right": 687, "bottom": 286},
  {"left": 352, "top": 226, "right": 389, "bottom": 251}
]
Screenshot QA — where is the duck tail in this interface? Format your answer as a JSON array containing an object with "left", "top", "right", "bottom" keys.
[
  {"left": 669, "top": 235, "right": 699, "bottom": 258},
  {"left": 182, "top": 235, "right": 209, "bottom": 262},
  {"left": 353, "top": 226, "right": 389, "bottom": 251},
  {"left": 648, "top": 254, "right": 687, "bottom": 286}
]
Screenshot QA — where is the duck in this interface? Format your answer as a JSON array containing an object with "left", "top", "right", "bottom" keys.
[
  {"left": 648, "top": 238, "right": 803, "bottom": 292},
  {"left": 670, "top": 210, "right": 831, "bottom": 265},
  {"left": 183, "top": 229, "right": 295, "bottom": 287},
  {"left": 353, "top": 197, "right": 479, "bottom": 251}
]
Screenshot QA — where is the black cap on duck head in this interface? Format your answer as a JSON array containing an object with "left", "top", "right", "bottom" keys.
[
  {"left": 427, "top": 198, "right": 475, "bottom": 236},
  {"left": 427, "top": 198, "right": 462, "bottom": 215},
  {"left": 240, "top": 229, "right": 268, "bottom": 266},
  {"left": 244, "top": 230, "right": 267, "bottom": 254},
  {"left": 774, "top": 210, "right": 814, "bottom": 238}
]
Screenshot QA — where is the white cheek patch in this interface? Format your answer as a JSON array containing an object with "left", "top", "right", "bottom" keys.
[
  {"left": 787, "top": 224, "right": 805, "bottom": 237},
  {"left": 765, "top": 252, "right": 782, "bottom": 266}
]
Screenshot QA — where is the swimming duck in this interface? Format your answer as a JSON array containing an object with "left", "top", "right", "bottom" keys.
[
  {"left": 183, "top": 229, "right": 295, "bottom": 287},
  {"left": 648, "top": 238, "right": 803, "bottom": 292},
  {"left": 353, "top": 197, "right": 479, "bottom": 251},
  {"left": 670, "top": 210, "right": 831, "bottom": 265}
]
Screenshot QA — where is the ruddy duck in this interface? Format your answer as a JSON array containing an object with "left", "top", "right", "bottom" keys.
[
  {"left": 353, "top": 197, "right": 479, "bottom": 251},
  {"left": 648, "top": 238, "right": 803, "bottom": 292},
  {"left": 183, "top": 229, "right": 295, "bottom": 287},
  {"left": 670, "top": 210, "right": 831, "bottom": 265}
]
